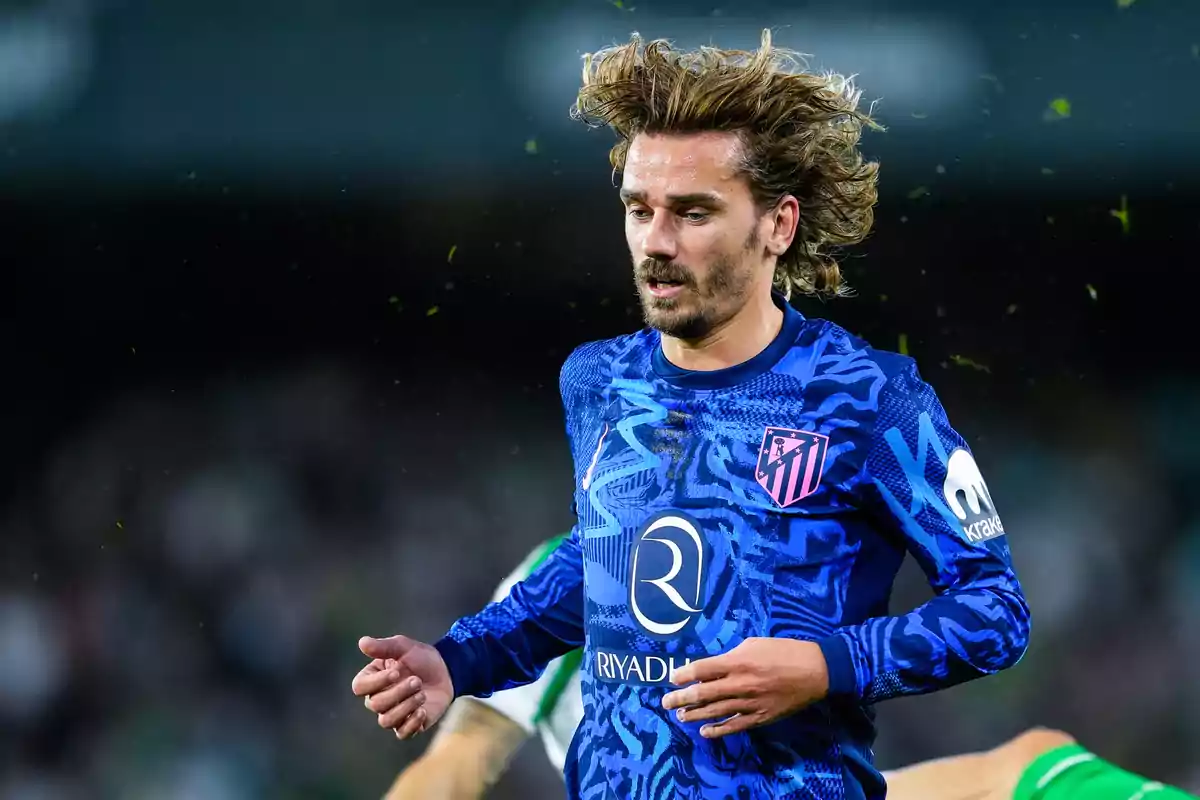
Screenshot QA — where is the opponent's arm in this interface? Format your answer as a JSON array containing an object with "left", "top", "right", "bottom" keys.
[
  {"left": 883, "top": 728, "right": 1072, "bottom": 800},
  {"left": 886, "top": 727, "right": 1199, "bottom": 800},
  {"left": 882, "top": 750, "right": 998, "bottom": 800},
  {"left": 819, "top": 362, "right": 1031, "bottom": 703},
  {"left": 383, "top": 699, "right": 530, "bottom": 800}
]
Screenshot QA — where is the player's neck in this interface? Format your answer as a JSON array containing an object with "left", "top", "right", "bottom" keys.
[{"left": 660, "top": 292, "right": 784, "bottom": 373}]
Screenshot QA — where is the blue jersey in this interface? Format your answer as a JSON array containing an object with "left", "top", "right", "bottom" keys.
[{"left": 435, "top": 295, "right": 1030, "bottom": 800}]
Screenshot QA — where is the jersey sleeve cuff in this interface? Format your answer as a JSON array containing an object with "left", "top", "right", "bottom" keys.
[
  {"left": 434, "top": 633, "right": 485, "bottom": 700},
  {"left": 818, "top": 633, "right": 860, "bottom": 699}
]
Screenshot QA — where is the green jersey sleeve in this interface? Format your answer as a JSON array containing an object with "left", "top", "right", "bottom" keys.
[{"left": 1014, "top": 743, "right": 1197, "bottom": 800}]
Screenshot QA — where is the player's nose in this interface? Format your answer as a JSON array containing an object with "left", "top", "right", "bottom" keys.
[{"left": 641, "top": 213, "right": 678, "bottom": 261}]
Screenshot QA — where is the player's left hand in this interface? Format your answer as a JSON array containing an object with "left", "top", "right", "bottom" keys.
[{"left": 661, "top": 637, "right": 829, "bottom": 739}]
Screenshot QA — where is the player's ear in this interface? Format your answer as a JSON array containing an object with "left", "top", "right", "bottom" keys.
[{"left": 764, "top": 195, "right": 799, "bottom": 257}]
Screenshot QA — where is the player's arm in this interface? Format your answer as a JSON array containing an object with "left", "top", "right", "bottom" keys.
[
  {"left": 884, "top": 727, "right": 1199, "bottom": 800},
  {"left": 434, "top": 356, "right": 593, "bottom": 702},
  {"left": 434, "top": 527, "right": 586, "bottom": 701},
  {"left": 818, "top": 362, "right": 1031, "bottom": 703},
  {"left": 882, "top": 728, "right": 1075, "bottom": 800},
  {"left": 382, "top": 699, "right": 530, "bottom": 800}
]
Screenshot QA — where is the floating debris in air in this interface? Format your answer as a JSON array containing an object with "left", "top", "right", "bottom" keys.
[
  {"left": 1109, "top": 194, "right": 1130, "bottom": 234},
  {"left": 1043, "top": 97, "right": 1072, "bottom": 122},
  {"left": 949, "top": 354, "right": 991, "bottom": 373}
]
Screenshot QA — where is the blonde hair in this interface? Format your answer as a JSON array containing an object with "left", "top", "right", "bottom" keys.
[{"left": 571, "top": 29, "right": 881, "bottom": 298}]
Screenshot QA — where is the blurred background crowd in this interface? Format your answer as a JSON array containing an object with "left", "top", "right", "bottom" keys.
[{"left": 1, "top": 0, "right": 1197, "bottom": 797}]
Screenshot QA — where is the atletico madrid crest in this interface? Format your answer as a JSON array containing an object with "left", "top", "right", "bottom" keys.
[{"left": 755, "top": 427, "right": 829, "bottom": 508}]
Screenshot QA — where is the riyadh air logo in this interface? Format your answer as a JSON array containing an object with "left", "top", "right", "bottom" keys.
[
  {"left": 943, "top": 449, "right": 1005, "bottom": 543},
  {"left": 628, "top": 512, "right": 709, "bottom": 638}
]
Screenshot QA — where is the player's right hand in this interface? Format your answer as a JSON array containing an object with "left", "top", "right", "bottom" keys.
[{"left": 352, "top": 635, "right": 454, "bottom": 740}]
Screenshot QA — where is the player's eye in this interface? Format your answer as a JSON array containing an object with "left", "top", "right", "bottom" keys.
[
  {"left": 627, "top": 208, "right": 651, "bottom": 220},
  {"left": 681, "top": 210, "right": 709, "bottom": 223}
]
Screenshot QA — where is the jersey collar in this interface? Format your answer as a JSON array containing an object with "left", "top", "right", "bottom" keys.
[{"left": 650, "top": 291, "right": 805, "bottom": 391}]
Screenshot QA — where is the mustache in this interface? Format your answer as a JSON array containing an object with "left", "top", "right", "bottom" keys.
[{"left": 635, "top": 259, "right": 694, "bottom": 286}]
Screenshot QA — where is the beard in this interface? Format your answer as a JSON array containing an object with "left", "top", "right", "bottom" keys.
[{"left": 633, "top": 235, "right": 757, "bottom": 340}]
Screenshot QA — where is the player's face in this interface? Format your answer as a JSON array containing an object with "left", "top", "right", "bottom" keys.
[{"left": 621, "top": 132, "right": 772, "bottom": 340}]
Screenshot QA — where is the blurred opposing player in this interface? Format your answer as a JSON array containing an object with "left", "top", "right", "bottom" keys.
[
  {"left": 885, "top": 728, "right": 1198, "bottom": 800},
  {"left": 354, "top": 30, "right": 1031, "bottom": 799}
]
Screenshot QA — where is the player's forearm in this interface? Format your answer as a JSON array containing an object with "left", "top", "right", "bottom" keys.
[
  {"left": 435, "top": 535, "right": 586, "bottom": 700},
  {"left": 384, "top": 748, "right": 491, "bottom": 800},
  {"left": 881, "top": 752, "right": 997, "bottom": 800},
  {"left": 383, "top": 700, "right": 529, "bottom": 800},
  {"left": 820, "top": 576, "right": 1030, "bottom": 702}
]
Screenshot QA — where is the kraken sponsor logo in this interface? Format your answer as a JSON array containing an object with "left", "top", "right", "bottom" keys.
[{"left": 943, "top": 448, "right": 1004, "bottom": 543}]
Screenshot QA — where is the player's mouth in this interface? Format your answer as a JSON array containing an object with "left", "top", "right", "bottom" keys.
[{"left": 646, "top": 279, "right": 686, "bottom": 299}]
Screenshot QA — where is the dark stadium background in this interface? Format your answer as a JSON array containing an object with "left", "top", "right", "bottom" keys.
[{"left": 1, "top": 0, "right": 1197, "bottom": 797}]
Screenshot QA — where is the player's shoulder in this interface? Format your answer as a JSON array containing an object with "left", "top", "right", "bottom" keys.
[
  {"left": 559, "top": 329, "right": 655, "bottom": 392},
  {"left": 786, "top": 314, "right": 919, "bottom": 385},
  {"left": 784, "top": 314, "right": 940, "bottom": 420}
]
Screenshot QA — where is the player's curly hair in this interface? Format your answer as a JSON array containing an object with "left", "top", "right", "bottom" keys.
[{"left": 571, "top": 30, "right": 881, "bottom": 299}]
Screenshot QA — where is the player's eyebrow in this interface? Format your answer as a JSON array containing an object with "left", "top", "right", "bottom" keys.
[{"left": 619, "top": 189, "right": 726, "bottom": 208}]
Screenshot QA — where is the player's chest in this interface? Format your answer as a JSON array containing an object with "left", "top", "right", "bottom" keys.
[{"left": 573, "top": 389, "right": 861, "bottom": 521}]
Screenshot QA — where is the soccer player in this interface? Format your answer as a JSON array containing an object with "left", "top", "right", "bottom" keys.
[
  {"left": 353, "top": 30, "right": 1031, "bottom": 799},
  {"left": 381, "top": 535, "right": 581, "bottom": 800}
]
